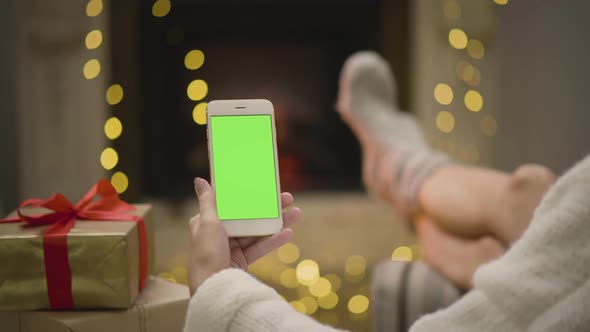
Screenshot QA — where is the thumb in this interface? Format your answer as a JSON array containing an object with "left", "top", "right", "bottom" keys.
[{"left": 194, "top": 177, "right": 218, "bottom": 222}]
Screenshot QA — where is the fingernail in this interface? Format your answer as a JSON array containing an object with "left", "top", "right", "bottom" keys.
[{"left": 194, "top": 177, "right": 206, "bottom": 195}]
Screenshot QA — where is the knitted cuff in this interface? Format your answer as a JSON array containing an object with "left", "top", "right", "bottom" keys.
[{"left": 183, "top": 269, "right": 279, "bottom": 332}]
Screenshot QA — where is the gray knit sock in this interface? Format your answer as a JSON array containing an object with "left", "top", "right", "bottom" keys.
[
  {"left": 372, "top": 261, "right": 462, "bottom": 332},
  {"left": 337, "top": 51, "right": 450, "bottom": 219}
]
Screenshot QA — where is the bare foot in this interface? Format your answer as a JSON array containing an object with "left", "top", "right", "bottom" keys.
[
  {"left": 416, "top": 216, "right": 505, "bottom": 290},
  {"left": 419, "top": 164, "right": 556, "bottom": 246},
  {"left": 488, "top": 164, "right": 556, "bottom": 245}
]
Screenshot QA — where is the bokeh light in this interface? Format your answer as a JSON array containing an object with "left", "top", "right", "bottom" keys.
[
  {"left": 494, "top": 0, "right": 509, "bottom": 5},
  {"left": 158, "top": 272, "right": 176, "bottom": 283},
  {"left": 171, "top": 266, "right": 188, "bottom": 284},
  {"left": 317, "top": 291, "right": 339, "bottom": 310},
  {"left": 106, "top": 84, "right": 124, "bottom": 105},
  {"left": 296, "top": 260, "right": 320, "bottom": 286},
  {"left": 277, "top": 242, "right": 300, "bottom": 264},
  {"left": 187, "top": 80, "right": 208, "bottom": 101},
  {"left": 111, "top": 171, "right": 128, "bottom": 194},
  {"left": 85, "top": 30, "right": 102, "bottom": 50},
  {"left": 104, "top": 116, "right": 123, "bottom": 140},
  {"left": 100, "top": 147, "right": 118, "bottom": 170},
  {"left": 279, "top": 268, "right": 299, "bottom": 288},
  {"left": 185, "top": 50, "right": 205, "bottom": 70},
  {"left": 391, "top": 246, "right": 413, "bottom": 261},
  {"left": 434, "top": 83, "right": 454, "bottom": 105},
  {"left": 436, "top": 111, "right": 455, "bottom": 133},
  {"left": 481, "top": 114, "right": 498, "bottom": 137},
  {"left": 324, "top": 274, "right": 342, "bottom": 292},
  {"left": 448, "top": 28, "right": 468, "bottom": 49},
  {"left": 309, "top": 277, "right": 332, "bottom": 298},
  {"left": 300, "top": 296, "right": 318, "bottom": 315},
  {"left": 83, "top": 59, "right": 101, "bottom": 79},
  {"left": 290, "top": 301, "right": 306, "bottom": 314},
  {"left": 467, "top": 39, "right": 485, "bottom": 59},
  {"left": 464, "top": 90, "right": 483, "bottom": 112},
  {"left": 344, "top": 255, "right": 366, "bottom": 277},
  {"left": 456, "top": 61, "right": 482, "bottom": 86},
  {"left": 152, "top": 0, "right": 171, "bottom": 17},
  {"left": 442, "top": 0, "right": 461, "bottom": 20},
  {"left": 192, "top": 102, "right": 208, "bottom": 125},
  {"left": 86, "top": 0, "right": 103, "bottom": 17},
  {"left": 348, "top": 295, "right": 370, "bottom": 314}
]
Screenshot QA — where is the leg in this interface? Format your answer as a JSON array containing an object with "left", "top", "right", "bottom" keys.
[
  {"left": 411, "top": 155, "right": 590, "bottom": 331},
  {"left": 416, "top": 215, "right": 505, "bottom": 290},
  {"left": 337, "top": 51, "right": 555, "bottom": 245},
  {"left": 419, "top": 164, "right": 555, "bottom": 244}
]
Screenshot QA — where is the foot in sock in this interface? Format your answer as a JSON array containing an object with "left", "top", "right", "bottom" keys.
[
  {"left": 336, "top": 51, "right": 449, "bottom": 219},
  {"left": 337, "top": 51, "right": 555, "bottom": 245}
]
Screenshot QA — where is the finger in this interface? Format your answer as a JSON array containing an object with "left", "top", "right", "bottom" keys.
[
  {"left": 281, "top": 192, "right": 294, "bottom": 208},
  {"left": 194, "top": 177, "right": 218, "bottom": 223},
  {"left": 282, "top": 207, "right": 302, "bottom": 228},
  {"left": 188, "top": 214, "right": 200, "bottom": 234},
  {"left": 243, "top": 228, "right": 294, "bottom": 264}
]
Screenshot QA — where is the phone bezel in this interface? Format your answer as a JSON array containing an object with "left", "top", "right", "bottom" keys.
[{"left": 206, "top": 99, "right": 283, "bottom": 237}]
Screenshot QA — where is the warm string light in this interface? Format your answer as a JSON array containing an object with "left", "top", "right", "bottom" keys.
[
  {"left": 464, "top": 90, "right": 483, "bottom": 112},
  {"left": 184, "top": 49, "right": 208, "bottom": 125},
  {"left": 436, "top": 111, "right": 455, "bottom": 133},
  {"left": 442, "top": 0, "right": 461, "bottom": 20},
  {"left": 438, "top": 2, "right": 499, "bottom": 161},
  {"left": 83, "top": 59, "right": 101, "bottom": 79},
  {"left": 391, "top": 246, "right": 413, "bottom": 261},
  {"left": 85, "top": 0, "right": 130, "bottom": 193},
  {"left": 448, "top": 28, "right": 468, "bottom": 50},
  {"left": 344, "top": 255, "right": 366, "bottom": 282},
  {"left": 85, "top": 30, "right": 103, "bottom": 50},
  {"left": 277, "top": 242, "right": 300, "bottom": 264},
  {"left": 348, "top": 295, "right": 370, "bottom": 314},
  {"left": 164, "top": 240, "right": 376, "bottom": 325},
  {"left": 86, "top": 0, "right": 103, "bottom": 17},
  {"left": 434, "top": 83, "right": 454, "bottom": 105},
  {"left": 152, "top": 0, "right": 172, "bottom": 17}
]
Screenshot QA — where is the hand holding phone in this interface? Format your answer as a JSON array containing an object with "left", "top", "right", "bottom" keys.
[
  {"left": 206, "top": 99, "right": 284, "bottom": 236},
  {"left": 189, "top": 177, "right": 302, "bottom": 294}
]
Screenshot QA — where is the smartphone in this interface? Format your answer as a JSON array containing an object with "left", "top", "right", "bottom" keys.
[{"left": 206, "top": 99, "right": 283, "bottom": 237}]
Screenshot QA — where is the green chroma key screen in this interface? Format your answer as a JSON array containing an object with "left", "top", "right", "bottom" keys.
[{"left": 210, "top": 114, "right": 280, "bottom": 220}]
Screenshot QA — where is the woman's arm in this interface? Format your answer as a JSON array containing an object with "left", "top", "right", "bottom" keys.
[
  {"left": 185, "top": 178, "right": 343, "bottom": 332},
  {"left": 184, "top": 268, "right": 344, "bottom": 332}
]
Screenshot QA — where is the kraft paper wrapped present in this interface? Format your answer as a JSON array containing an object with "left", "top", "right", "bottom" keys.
[
  {"left": 0, "top": 276, "right": 190, "bottom": 332},
  {"left": 0, "top": 180, "right": 154, "bottom": 310}
]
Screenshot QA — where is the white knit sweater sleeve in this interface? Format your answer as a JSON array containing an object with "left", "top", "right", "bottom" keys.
[
  {"left": 411, "top": 155, "right": 590, "bottom": 331},
  {"left": 183, "top": 268, "right": 345, "bottom": 332}
]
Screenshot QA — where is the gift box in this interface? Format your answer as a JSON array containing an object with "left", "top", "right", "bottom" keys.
[
  {"left": 0, "top": 180, "right": 154, "bottom": 310},
  {"left": 0, "top": 276, "right": 190, "bottom": 332}
]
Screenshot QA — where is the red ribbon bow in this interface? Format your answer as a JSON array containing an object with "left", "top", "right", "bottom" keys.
[{"left": 0, "top": 179, "right": 148, "bottom": 309}]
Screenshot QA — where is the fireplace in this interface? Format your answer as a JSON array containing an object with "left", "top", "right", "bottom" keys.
[{"left": 111, "top": 0, "right": 410, "bottom": 199}]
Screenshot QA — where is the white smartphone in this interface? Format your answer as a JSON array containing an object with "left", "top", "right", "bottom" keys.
[{"left": 206, "top": 99, "right": 283, "bottom": 237}]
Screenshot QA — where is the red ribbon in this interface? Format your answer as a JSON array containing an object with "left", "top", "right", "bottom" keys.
[{"left": 0, "top": 179, "right": 148, "bottom": 309}]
